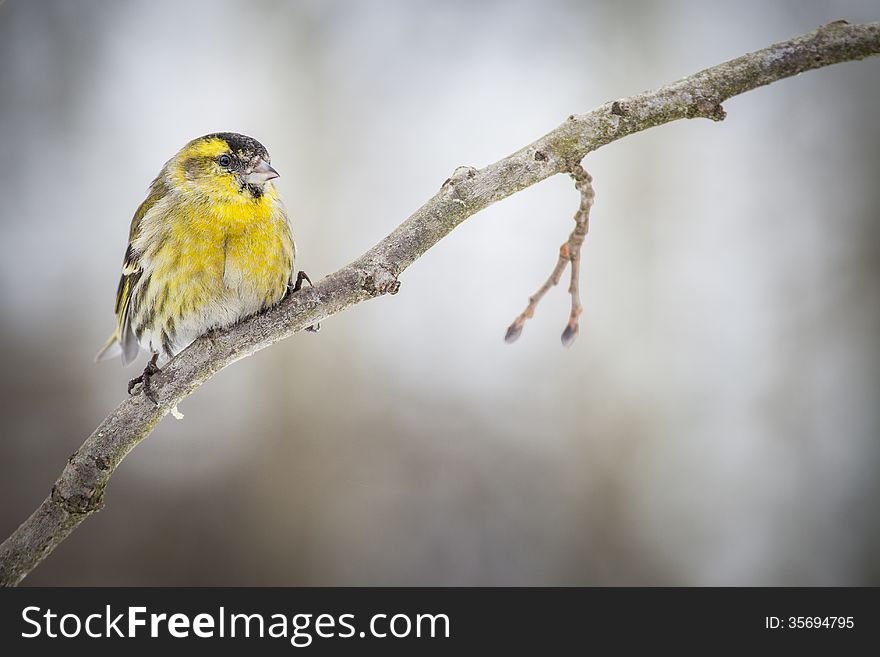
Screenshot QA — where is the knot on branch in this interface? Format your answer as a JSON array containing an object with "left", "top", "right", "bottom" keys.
[
  {"left": 822, "top": 19, "right": 850, "bottom": 30},
  {"left": 687, "top": 98, "right": 727, "bottom": 122},
  {"left": 442, "top": 165, "right": 478, "bottom": 189},
  {"left": 363, "top": 267, "right": 401, "bottom": 296},
  {"left": 51, "top": 483, "right": 105, "bottom": 515}
]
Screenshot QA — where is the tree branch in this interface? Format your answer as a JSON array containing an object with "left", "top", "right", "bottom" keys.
[{"left": 2, "top": 21, "right": 878, "bottom": 586}]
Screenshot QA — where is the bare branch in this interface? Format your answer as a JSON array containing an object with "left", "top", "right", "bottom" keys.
[{"left": 2, "top": 21, "right": 878, "bottom": 586}]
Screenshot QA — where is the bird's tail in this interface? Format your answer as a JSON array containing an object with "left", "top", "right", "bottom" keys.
[{"left": 94, "top": 332, "right": 122, "bottom": 363}]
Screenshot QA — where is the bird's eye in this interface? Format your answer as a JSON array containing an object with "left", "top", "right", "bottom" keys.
[{"left": 218, "top": 154, "right": 232, "bottom": 168}]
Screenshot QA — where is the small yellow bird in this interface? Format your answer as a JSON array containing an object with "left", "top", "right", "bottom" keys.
[{"left": 96, "top": 132, "right": 311, "bottom": 403}]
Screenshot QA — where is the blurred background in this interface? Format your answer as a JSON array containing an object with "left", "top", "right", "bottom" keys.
[{"left": 1, "top": 0, "right": 878, "bottom": 585}]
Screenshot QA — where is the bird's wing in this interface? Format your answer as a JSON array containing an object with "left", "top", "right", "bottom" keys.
[
  {"left": 114, "top": 246, "right": 143, "bottom": 365},
  {"left": 113, "top": 177, "right": 167, "bottom": 365}
]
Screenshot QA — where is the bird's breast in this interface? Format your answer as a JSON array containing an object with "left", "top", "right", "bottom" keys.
[
  {"left": 132, "top": 194, "right": 294, "bottom": 357},
  {"left": 222, "top": 217, "right": 293, "bottom": 305}
]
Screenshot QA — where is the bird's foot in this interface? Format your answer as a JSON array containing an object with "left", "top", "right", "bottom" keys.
[
  {"left": 290, "top": 270, "right": 313, "bottom": 293},
  {"left": 290, "top": 270, "right": 321, "bottom": 332},
  {"left": 128, "top": 353, "right": 161, "bottom": 406}
]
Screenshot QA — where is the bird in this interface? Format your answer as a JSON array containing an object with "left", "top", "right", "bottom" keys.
[{"left": 96, "top": 132, "right": 313, "bottom": 404}]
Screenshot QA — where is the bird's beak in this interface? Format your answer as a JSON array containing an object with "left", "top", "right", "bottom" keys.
[{"left": 246, "top": 158, "right": 279, "bottom": 185}]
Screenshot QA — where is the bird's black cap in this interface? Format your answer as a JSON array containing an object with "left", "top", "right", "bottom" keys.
[{"left": 200, "top": 132, "right": 270, "bottom": 160}]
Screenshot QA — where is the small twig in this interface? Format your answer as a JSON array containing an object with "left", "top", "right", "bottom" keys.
[
  {"left": 503, "top": 248, "right": 569, "bottom": 343},
  {"left": 505, "top": 164, "right": 595, "bottom": 346}
]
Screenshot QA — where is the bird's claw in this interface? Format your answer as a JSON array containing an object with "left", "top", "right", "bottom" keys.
[
  {"left": 290, "top": 270, "right": 313, "bottom": 294},
  {"left": 128, "top": 353, "right": 161, "bottom": 407},
  {"left": 290, "top": 271, "right": 321, "bottom": 332}
]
